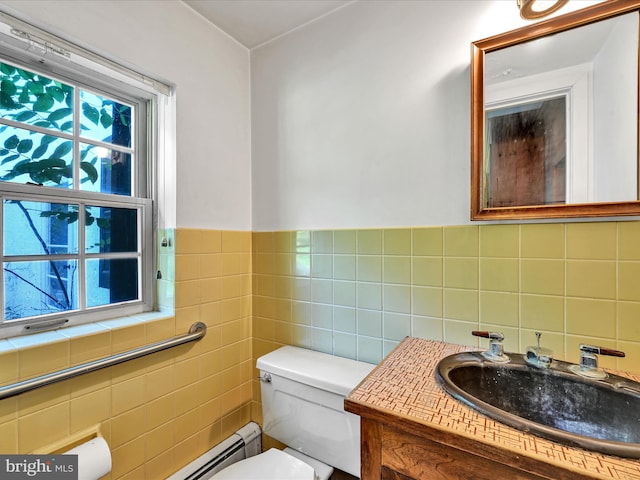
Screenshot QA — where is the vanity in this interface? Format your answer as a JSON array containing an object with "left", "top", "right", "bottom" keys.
[{"left": 344, "top": 337, "right": 640, "bottom": 480}]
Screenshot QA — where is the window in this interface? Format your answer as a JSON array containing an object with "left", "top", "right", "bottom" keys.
[
  {"left": 484, "top": 64, "right": 592, "bottom": 204},
  {"left": 485, "top": 95, "right": 567, "bottom": 208},
  {"left": 0, "top": 16, "right": 162, "bottom": 338}
]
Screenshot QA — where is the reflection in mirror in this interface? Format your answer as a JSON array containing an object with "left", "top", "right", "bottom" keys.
[
  {"left": 471, "top": 1, "right": 640, "bottom": 219},
  {"left": 486, "top": 96, "right": 566, "bottom": 207}
]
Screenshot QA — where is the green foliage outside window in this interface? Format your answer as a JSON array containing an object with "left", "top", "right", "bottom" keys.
[{"left": 0, "top": 59, "right": 137, "bottom": 321}]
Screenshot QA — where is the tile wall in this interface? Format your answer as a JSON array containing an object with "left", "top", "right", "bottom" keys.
[
  {"left": 1, "top": 222, "right": 638, "bottom": 479},
  {"left": 252, "top": 222, "right": 640, "bottom": 375},
  {"left": 0, "top": 229, "right": 253, "bottom": 479}
]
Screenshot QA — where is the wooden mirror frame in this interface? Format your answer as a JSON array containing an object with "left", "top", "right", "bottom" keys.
[{"left": 471, "top": 0, "right": 640, "bottom": 220}]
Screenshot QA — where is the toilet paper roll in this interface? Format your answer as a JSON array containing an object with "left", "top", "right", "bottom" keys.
[{"left": 64, "top": 437, "right": 112, "bottom": 480}]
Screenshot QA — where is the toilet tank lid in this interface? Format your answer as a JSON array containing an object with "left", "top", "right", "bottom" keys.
[{"left": 257, "top": 346, "right": 376, "bottom": 396}]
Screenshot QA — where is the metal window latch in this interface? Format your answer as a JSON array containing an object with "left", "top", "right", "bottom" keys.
[{"left": 24, "top": 318, "right": 69, "bottom": 332}]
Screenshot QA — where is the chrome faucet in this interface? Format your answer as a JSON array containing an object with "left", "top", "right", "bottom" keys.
[
  {"left": 569, "top": 344, "right": 626, "bottom": 379},
  {"left": 525, "top": 332, "right": 553, "bottom": 368},
  {"left": 472, "top": 331, "right": 509, "bottom": 363}
]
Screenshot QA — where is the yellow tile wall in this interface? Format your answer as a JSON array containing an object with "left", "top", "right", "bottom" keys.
[
  {"left": 252, "top": 222, "right": 640, "bottom": 377},
  {"left": 0, "top": 229, "right": 253, "bottom": 480},
  {"left": 2, "top": 222, "right": 639, "bottom": 479}
]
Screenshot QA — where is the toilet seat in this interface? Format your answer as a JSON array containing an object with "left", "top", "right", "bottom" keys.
[{"left": 212, "top": 448, "right": 315, "bottom": 480}]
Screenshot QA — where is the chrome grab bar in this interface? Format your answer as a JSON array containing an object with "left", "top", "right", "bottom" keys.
[{"left": 0, "top": 321, "right": 207, "bottom": 400}]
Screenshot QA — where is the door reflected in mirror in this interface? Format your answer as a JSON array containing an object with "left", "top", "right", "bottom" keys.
[{"left": 471, "top": 1, "right": 640, "bottom": 219}]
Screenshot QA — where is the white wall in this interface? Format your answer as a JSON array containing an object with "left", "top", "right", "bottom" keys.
[
  {"left": 250, "top": 0, "right": 604, "bottom": 231},
  {"left": 0, "top": 0, "right": 608, "bottom": 232},
  {"left": 0, "top": 0, "right": 252, "bottom": 230}
]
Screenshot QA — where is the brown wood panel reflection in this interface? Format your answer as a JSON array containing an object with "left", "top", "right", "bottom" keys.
[
  {"left": 487, "top": 97, "right": 566, "bottom": 208},
  {"left": 489, "top": 135, "right": 545, "bottom": 207}
]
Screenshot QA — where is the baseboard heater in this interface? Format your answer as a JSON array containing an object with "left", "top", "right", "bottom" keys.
[{"left": 168, "top": 422, "right": 261, "bottom": 480}]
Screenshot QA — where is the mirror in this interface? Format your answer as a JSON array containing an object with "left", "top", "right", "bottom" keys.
[{"left": 471, "top": 1, "right": 640, "bottom": 220}]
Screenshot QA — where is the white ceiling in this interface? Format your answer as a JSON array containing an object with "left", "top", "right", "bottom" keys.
[{"left": 182, "top": 0, "right": 354, "bottom": 49}]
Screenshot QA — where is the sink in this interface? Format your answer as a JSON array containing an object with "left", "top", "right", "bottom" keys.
[{"left": 435, "top": 351, "right": 640, "bottom": 458}]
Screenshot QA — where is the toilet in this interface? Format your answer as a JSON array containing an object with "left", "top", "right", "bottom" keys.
[{"left": 212, "top": 346, "right": 375, "bottom": 480}]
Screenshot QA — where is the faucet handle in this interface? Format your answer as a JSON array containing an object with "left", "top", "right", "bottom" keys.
[
  {"left": 579, "top": 344, "right": 625, "bottom": 358},
  {"left": 472, "top": 331, "right": 504, "bottom": 341},
  {"left": 569, "top": 344, "right": 625, "bottom": 379},
  {"left": 471, "top": 331, "right": 509, "bottom": 363}
]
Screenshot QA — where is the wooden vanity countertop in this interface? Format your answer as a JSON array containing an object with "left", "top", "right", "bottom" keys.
[{"left": 345, "top": 337, "right": 640, "bottom": 480}]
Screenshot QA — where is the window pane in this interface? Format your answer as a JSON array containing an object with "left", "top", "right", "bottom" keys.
[
  {"left": 86, "top": 258, "right": 138, "bottom": 307},
  {"left": 0, "top": 61, "right": 74, "bottom": 133},
  {"left": 80, "top": 143, "right": 132, "bottom": 195},
  {"left": 0, "top": 127, "right": 73, "bottom": 188},
  {"left": 86, "top": 206, "right": 138, "bottom": 253},
  {"left": 485, "top": 96, "right": 567, "bottom": 208},
  {"left": 80, "top": 90, "right": 132, "bottom": 148},
  {"left": 4, "top": 200, "right": 78, "bottom": 255},
  {"left": 4, "top": 259, "right": 78, "bottom": 320}
]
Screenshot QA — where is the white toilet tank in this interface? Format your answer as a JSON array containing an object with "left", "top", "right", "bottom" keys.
[{"left": 257, "top": 346, "right": 375, "bottom": 478}]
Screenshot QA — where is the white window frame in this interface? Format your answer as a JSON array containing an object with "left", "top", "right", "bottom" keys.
[{"left": 0, "top": 12, "right": 169, "bottom": 339}]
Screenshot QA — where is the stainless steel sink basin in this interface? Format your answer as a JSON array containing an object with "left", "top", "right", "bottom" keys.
[{"left": 435, "top": 352, "right": 640, "bottom": 458}]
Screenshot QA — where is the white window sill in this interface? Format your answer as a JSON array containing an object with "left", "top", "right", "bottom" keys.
[{"left": 0, "top": 310, "right": 174, "bottom": 353}]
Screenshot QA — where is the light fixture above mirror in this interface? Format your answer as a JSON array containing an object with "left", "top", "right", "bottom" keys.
[
  {"left": 471, "top": 0, "right": 640, "bottom": 220},
  {"left": 518, "top": 0, "right": 570, "bottom": 20}
]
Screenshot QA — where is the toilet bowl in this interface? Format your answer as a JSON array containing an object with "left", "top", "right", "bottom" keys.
[
  {"left": 211, "top": 448, "right": 314, "bottom": 480},
  {"left": 211, "top": 346, "right": 375, "bottom": 479}
]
